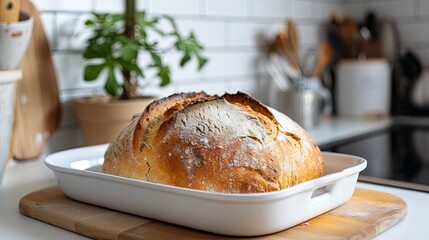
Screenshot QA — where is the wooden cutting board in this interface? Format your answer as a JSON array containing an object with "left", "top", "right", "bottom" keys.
[
  {"left": 19, "top": 186, "right": 407, "bottom": 240},
  {"left": 12, "top": 0, "right": 61, "bottom": 160}
]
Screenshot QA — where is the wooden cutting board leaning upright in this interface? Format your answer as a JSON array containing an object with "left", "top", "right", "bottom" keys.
[{"left": 12, "top": 0, "right": 61, "bottom": 160}]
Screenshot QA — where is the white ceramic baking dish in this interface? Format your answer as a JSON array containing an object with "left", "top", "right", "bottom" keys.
[{"left": 44, "top": 144, "right": 366, "bottom": 236}]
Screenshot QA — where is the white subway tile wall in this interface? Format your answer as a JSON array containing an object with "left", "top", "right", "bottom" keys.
[
  {"left": 344, "top": 0, "right": 429, "bottom": 65},
  {"left": 34, "top": 0, "right": 343, "bottom": 150},
  {"left": 94, "top": 0, "right": 126, "bottom": 13},
  {"left": 31, "top": 0, "right": 93, "bottom": 11},
  {"left": 39, "top": 13, "right": 54, "bottom": 47},
  {"left": 150, "top": 0, "right": 200, "bottom": 16},
  {"left": 176, "top": 19, "right": 227, "bottom": 48},
  {"left": 342, "top": 1, "right": 366, "bottom": 20},
  {"left": 205, "top": 0, "right": 249, "bottom": 17},
  {"left": 249, "top": 0, "right": 288, "bottom": 18},
  {"left": 369, "top": 0, "right": 414, "bottom": 18},
  {"left": 421, "top": 0, "right": 429, "bottom": 16}
]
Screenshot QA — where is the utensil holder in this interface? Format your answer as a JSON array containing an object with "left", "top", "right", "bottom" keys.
[
  {"left": 273, "top": 89, "right": 322, "bottom": 129},
  {"left": 269, "top": 77, "right": 332, "bottom": 129}
]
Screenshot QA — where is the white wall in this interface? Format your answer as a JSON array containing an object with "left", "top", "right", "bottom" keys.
[
  {"left": 345, "top": 0, "right": 429, "bottom": 65},
  {"left": 29, "top": 0, "right": 344, "bottom": 152}
]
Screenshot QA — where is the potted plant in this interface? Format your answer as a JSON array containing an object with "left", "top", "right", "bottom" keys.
[{"left": 74, "top": 0, "right": 207, "bottom": 145}]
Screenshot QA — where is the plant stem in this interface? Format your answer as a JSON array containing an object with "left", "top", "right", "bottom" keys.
[
  {"left": 121, "top": 0, "right": 137, "bottom": 99},
  {"left": 124, "top": 0, "right": 136, "bottom": 39}
]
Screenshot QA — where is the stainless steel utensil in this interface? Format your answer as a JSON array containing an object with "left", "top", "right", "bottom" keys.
[
  {"left": 302, "top": 52, "right": 317, "bottom": 77},
  {"left": 266, "top": 54, "right": 290, "bottom": 91}
]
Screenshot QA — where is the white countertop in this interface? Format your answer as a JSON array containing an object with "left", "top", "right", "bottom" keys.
[
  {"left": 308, "top": 117, "right": 392, "bottom": 146},
  {"left": 1, "top": 117, "right": 428, "bottom": 239}
]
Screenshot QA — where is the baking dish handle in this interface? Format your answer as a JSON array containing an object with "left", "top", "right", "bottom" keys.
[{"left": 309, "top": 183, "right": 335, "bottom": 205}]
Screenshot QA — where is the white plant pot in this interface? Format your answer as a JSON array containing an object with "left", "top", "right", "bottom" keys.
[
  {"left": 0, "top": 70, "right": 21, "bottom": 184},
  {"left": 0, "top": 12, "right": 33, "bottom": 70}
]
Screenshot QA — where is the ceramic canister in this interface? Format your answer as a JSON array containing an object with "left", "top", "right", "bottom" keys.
[
  {"left": 336, "top": 59, "right": 391, "bottom": 119},
  {"left": 0, "top": 70, "right": 21, "bottom": 184},
  {"left": 0, "top": 11, "right": 33, "bottom": 70}
]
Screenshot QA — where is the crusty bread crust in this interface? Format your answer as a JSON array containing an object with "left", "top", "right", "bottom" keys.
[{"left": 103, "top": 92, "right": 323, "bottom": 193}]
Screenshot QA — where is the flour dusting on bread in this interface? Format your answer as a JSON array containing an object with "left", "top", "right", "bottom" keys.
[{"left": 169, "top": 98, "right": 271, "bottom": 178}]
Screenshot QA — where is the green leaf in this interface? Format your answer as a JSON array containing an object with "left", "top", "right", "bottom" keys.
[
  {"left": 120, "top": 44, "right": 138, "bottom": 62},
  {"left": 83, "top": 50, "right": 104, "bottom": 59},
  {"left": 117, "top": 59, "right": 144, "bottom": 78},
  {"left": 108, "top": 14, "right": 123, "bottom": 24},
  {"left": 113, "top": 34, "right": 130, "bottom": 44},
  {"left": 85, "top": 20, "right": 94, "bottom": 26},
  {"left": 180, "top": 53, "right": 191, "bottom": 67},
  {"left": 138, "top": 12, "right": 165, "bottom": 37},
  {"left": 171, "top": 31, "right": 207, "bottom": 69},
  {"left": 83, "top": 34, "right": 116, "bottom": 61},
  {"left": 150, "top": 52, "right": 162, "bottom": 67},
  {"left": 163, "top": 15, "right": 178, "bottom": 33},
  {"left": 197, "top": 55, "right": 208, "bottom": 70},
  {"left": 84, "top": 63, "right": 106, "bottom": 81},
  {"left": 105, "top": 69, "right": 121, "bottom": 97},
  {"left": 158, "top": 65, "right": 170, "bottom": 87},
  {"left": 92, "top": 12, "right": 107, "bottom": 20}
]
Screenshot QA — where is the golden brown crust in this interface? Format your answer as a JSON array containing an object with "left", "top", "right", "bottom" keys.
[
  {"left": 103, "top": 92, "right": 324, "bottom": 193},
  {"left": 134, "top": 92, "right": 216, "bottom": 153}
]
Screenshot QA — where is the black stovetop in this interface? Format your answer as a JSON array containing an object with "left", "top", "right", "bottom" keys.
[{"left": 321, "top": 122, "right": 429, "bottom": 192}]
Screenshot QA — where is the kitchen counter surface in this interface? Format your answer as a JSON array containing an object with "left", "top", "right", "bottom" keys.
[
  {"left": 1, "top": 117, "right": 428, "bottom": 239},
  {"left": 308, "top": 117, "right": 392, "bottom": 146}
]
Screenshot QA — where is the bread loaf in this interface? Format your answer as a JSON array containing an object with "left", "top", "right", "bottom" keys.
[{"left": 103, "top": 92, "right": 323, "bottom": 193}]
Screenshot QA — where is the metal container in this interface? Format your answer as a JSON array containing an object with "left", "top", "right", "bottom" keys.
[{"left": 274, "top": 90, "right": 322, "bottom": 129}]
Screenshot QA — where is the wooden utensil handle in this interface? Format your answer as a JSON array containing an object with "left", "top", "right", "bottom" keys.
[{"left": 0, "top": 0, "right": 20, "bottom": 22}]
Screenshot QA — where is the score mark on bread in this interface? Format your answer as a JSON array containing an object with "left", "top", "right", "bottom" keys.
[{"left": 103, "top": 92, "right": 323, "bottom": 193}]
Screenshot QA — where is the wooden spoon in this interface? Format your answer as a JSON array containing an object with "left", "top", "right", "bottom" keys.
[
  {"left": 272, "top": 31, "right": 300, "bottom": 71},
  {"left": 286, "top": 19, "right": 300, "bottom": 66},
  {"left": 312, "top": 42, "right": 333, "bottom": 77},
  {"left": 340, "top": 17, "right": 360, "bottom": 58}
]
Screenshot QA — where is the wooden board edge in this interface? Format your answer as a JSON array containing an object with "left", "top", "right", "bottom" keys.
[
  {"left": 372, "top": 203, "right": 408, "bottom": 238},
  {"left": 349, "top": 190, "right": 408, "bottom": 240},
  {"left": 18, "top": 187, "right": 77, "bottom": 232},
  {"left": 18, "top": 186, "right": 409, "bottom": 240}
]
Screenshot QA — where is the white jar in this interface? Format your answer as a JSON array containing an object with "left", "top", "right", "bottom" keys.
[
  {"left": 336, "top": 59, "right": 391, "bottom": 118},
  {"left": 0, "top": 70, "right": 21, "bottom": 184}
]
